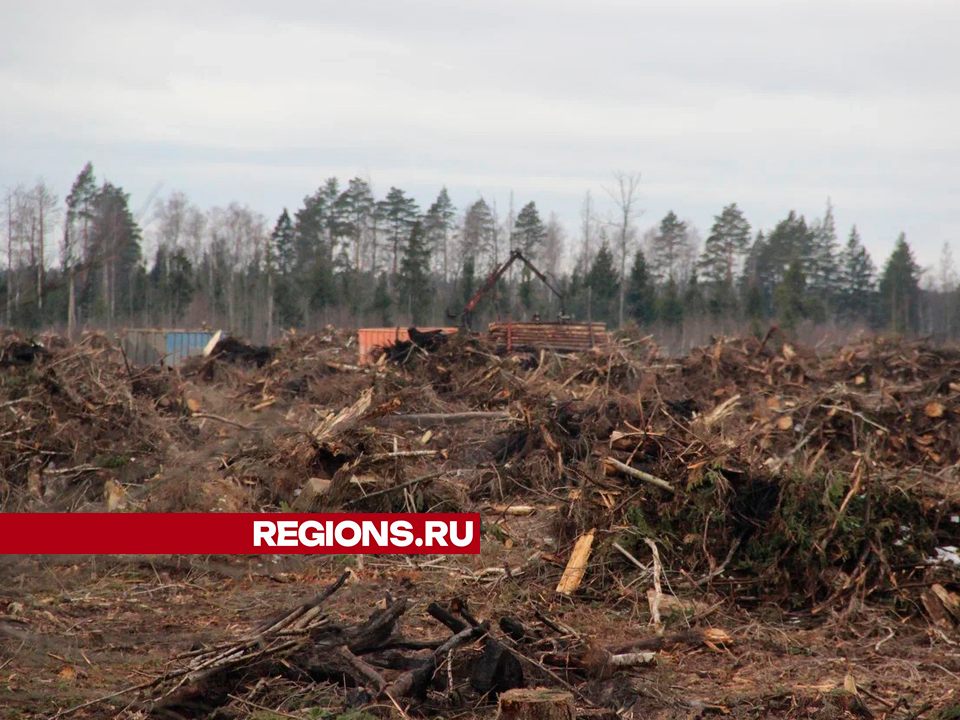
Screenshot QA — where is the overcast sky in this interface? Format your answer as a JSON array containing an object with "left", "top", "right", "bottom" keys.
[{"left": 1, "top": 0, "right": 957, "bottom": 270}]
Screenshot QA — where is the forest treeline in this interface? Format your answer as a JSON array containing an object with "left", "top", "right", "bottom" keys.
[{"left": 2, "top": 163, "right": 956, "bottom": 346}]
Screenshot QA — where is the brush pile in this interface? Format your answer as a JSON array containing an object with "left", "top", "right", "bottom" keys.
[
  {"left": 0, "top": 330, "right": 187, "bottom": 510},
  {"left": 5, "top": 326, "right": 960, "bottom": 615}
]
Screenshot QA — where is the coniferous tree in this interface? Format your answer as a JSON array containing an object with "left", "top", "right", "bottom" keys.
[
  {"left": 837, "top": 225, "right": 876, "bottom": 320},
  {"left": 511, "top": 201, "right": 546, "bottom": 257},
  {"left": 398, "top": 221, "right": 432, "bottom": 324},
  {"left": 740, "top": 230, "right": 772, "bottom": 319},
  {"left": 294, "top": 185, "right": 336, "bottom": 316},
  {"left": 337, "top": 177, "right": 375, "bottom": 274},
  {"left": 424, "top": 188, "right": 456, "bottom": 281},
  {"left": 585, "top": 243, "right": 619, "bottom": 324},
  {"left": 774, "top": 258, "right": 809, "bottom": 329},
  {"left": 379, "top": 187, "right": 419, "bottom": 284},
  {"left": 272, "top": 209, "right": 296, "bottom": 278},
  {"left": 271, "top": 209, "right": 302, "bottom": 327},
  {"left": 626, "top": 248, "right": 656, "bottom": 324},
  {"left": 371, "top": 272, "right": 392, "bottom": 325},
  {"left": 649, "top": 211, "right": 689, "bottom": 283},
  {"left": 85, "top": 182, "right": 142, "bottom": 325},
  {"left": 879, "top": 233, "right": 921, "bottom": 333},
  {"left": 683, "top": 270, "right": 706, "bottom": 318},
  {"left": 657, "top": 277, "right": 683, "bottom": 327},
  {"left": 460, "top": 254, "right": 477, "bottom": 309},
  {"left": 761, "top": 211, "right": 814, "bottom": 287},
  {"left": 63, "top": 162, "right": 97, "bottom": 334},
  {"left": 807, "top": 199, "right": 841, "bottom": 303},
  {"left": 698, "top": 203, "right": 751, "bottom": 288},
  {"left": 462, "top": 199, "right": 496, "bottom": 271}
]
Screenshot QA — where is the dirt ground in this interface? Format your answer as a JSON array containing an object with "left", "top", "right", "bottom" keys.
[
  {"left": 2, "top": 534, "right": 959, "bottom": 719},
  {"left": 3, "top": 329, "right": 960, "bottom": 719}
]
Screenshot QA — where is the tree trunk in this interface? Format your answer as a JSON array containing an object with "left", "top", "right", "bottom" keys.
[
  {"left": 37, "top": 195, "right": 44, "bottom": 312},
  {"left": 6, "top": 194, "right": 12, "bottom": 325},
  {"left": 498, "top": 689, "right": 575, "bottom": 720},
  {"left": 266, "top": 272, "right": 274, "bottom": 342},
  {"left": 67, "top": 268, "right": 77, "bottom": 339}
]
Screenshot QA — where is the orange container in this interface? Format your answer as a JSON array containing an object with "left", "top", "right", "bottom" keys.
[{"left": 357, "top": 327, "right": 458, "bottom": 364}]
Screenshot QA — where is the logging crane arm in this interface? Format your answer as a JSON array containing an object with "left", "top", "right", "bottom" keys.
[{"left": 456, "top": 250, "right": 565, "bottom": 328}]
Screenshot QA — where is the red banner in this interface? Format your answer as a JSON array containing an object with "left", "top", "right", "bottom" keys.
[{"left": 0, "top": 513, "right": 482, "bottom": 554}]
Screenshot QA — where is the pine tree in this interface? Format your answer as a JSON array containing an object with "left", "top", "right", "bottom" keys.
[
  {"left": 626, "top": 248, "right": 656, "bottom": 324},
  {"left": 378, "top": 187, "right": 420, "bottom": 284},
  {"left": 511, "top": 201, "right": 545, "bottom": 257},
  {"left": 399, "top": 221, "right": 431, "bottom": 324},
  {"left": 879, "top": 232, "right": 921, "bottom": 333},
  {"left": 337, "top": 177, "right": 374, "bottom": 273},
  {"left": 63, "top": 162, "right": 97, "bottom": 334},
  {"left": 698, "top": 203, "right": 751, "bottom": 287},
  {"left": 837, "top": 225, "right": 876, "bottom": 320},
  {"left": 649, "top": 211, "right": 689, "bottom": 283}
]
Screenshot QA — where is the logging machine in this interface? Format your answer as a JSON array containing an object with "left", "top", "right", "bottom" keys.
[{"left": 450, "top": 250, "right": 608, "bottom": 352}]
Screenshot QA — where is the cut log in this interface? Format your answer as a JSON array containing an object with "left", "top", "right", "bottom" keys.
[
  {"left": 498, "top": 688, "right": 575, "bottom": 720},
  {"left": 555, "top": 529, "right": 595, "bottom": 595}
]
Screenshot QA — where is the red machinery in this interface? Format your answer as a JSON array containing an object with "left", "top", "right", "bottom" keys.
[{"left": 455, "top": 250, "right": 608, "bottom": 352}]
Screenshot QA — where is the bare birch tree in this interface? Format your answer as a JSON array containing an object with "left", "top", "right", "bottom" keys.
[{"left": 605, "top": 171, "right": 642, "bottom": 327}]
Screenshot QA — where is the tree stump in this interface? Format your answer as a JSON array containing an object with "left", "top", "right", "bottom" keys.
[{"left": 498, "top": 688, "right": 575, "bottom": 720}]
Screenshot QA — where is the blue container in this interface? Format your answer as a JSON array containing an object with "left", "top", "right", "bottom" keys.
[
  {"left": 166, "top": 331, "right": 215, "bottom": 366},
  {"left": 121, "top": 329, "right": 216, "bottom": 367}
]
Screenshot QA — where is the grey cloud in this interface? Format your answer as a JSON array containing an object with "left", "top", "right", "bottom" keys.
[{"left": 0, "top": 0, "right": 957, "bottom": 267}]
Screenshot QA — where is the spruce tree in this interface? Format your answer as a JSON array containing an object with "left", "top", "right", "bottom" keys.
[
  {"left": 657, "top": 277, "right": 683, "bottom": 327},
  {"left": 683, "top": 270, "right": 706, "bottom": 318},
  {"left": 398, "top": 221, "right": 432, "bottom": 324},
  {"left": 271, "top": 209, "right": 296, "bottom": 278},
  {"left": 626, "top": 248, "right": 656, "bottom": 324},
  {"left": 371, "top": 272, "right": 392, "bottom": 325},
  {"left": 424, "top": 188, "right": 456, "bottom": 280},
  {"left": 807, "top": 199, "right": 841, "bottom": 302},
  {"left": 271, "top": 209, "right": 301, "bottom": 327},
  {"left": 774, "top": 258, "right": 808, "bottom": 329},
  {"left": 585, "top": 243, "right": 619, "bottom": 324},
  {"left": 837, "top": 225, "right": 876, "bottom": 320},
  {"left": 462, "top": 199, "right": 496, "bottom": 270},
  {"left": 879, "top": 233, "right": 921, "bottom": 333}
]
